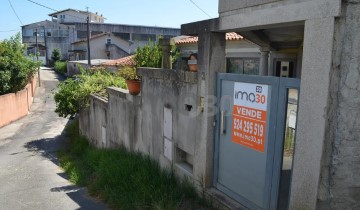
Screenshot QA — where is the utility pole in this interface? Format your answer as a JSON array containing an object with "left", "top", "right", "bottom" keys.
[
  {"left": 86, "top": 7, "right": 91, "bottom": 66},
  {"left": 35, "top": 28, "right": 40, "bottom": 87},
  {"left": 43, "top": 26, "right": 48, "bottom": 67}
]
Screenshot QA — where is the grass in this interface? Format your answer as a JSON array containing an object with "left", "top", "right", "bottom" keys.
[{"left": 58, "top": 119, "right": 214, "bottom": 210}]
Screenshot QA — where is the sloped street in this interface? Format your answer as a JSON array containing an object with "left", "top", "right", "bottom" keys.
[{"left": 0, "top": 68, "right": 107, "bottom": 210}]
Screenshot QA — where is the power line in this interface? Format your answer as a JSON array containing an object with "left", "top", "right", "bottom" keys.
[
  {"left": 8, "top": 0, "right": 23, "bottom": 25},
  {"left": 26, "top": 0, "right": 57, "bottom": 12},
  {"left": 0, "top": 29, "right": 21, "bottom": 32},
  {"left": 189, "top": 0, "right": 212, "bottom": 18}
]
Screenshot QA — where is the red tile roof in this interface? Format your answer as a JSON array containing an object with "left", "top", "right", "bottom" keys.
[
  {"left": 175, "top": 32, "right": 243, "bottom": 44},
  {"left": 102, "top": 55, "right": 136, "bottom": 67}
]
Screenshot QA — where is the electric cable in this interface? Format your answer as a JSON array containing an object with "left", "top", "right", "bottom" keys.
[
  {"left": 8, "top": 0, "right": 23, "bottom": 25},
  {"left": 189, "top": 0, "right": 212, "bottom": 18}
]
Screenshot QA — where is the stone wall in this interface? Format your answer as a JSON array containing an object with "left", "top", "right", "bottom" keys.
[{"left": 318, "top": 1, "right": 360, "bottom": 209}]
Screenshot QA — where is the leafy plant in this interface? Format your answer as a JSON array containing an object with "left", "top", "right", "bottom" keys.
[
  {"left": 54, "top": 66, "right": 126, "bottom": 118},
  {"left": 54, "top": 61, "right": 67, "bottom": 74},
  {"left": 117, "top": 66, "right": 140, "bottom": 81},
  {"left": 0, "top": 33, "right": 40, "bottom": 95},
  {"left": 51, "top": 48, "right": 61, "bottom": 63},
  {"left": 134, "top": 40, "right": 162, "bottom": 68}
]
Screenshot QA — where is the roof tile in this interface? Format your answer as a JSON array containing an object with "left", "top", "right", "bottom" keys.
[
  {"left": 175, "top": 32, "right": 243, "bottom": 44},
  {"left": 102, "top": 55, "right": 136, "bottom": 67}
]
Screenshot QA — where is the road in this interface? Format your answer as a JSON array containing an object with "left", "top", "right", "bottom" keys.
[{"left": 0, "top": 68, "right": 107, "bottom": 210}]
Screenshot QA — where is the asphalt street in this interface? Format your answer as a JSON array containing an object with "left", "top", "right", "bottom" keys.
[{"left": 0, "top": 67, "right": 107, "bottom": 210}]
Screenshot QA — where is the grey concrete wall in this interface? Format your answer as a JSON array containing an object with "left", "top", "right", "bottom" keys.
[
  {"left": 79, "top": 68, "right": 199, "bottom": 179},
  {"left": 137, "top": 68, "right": 199, "bottom": 170},
  {"left": 317, "top": 2, "right": 360, "bottom": 209},
  {"left": 106, "top": 87, "right": 141, "bottom": 150},
  {"left": 218, "top": 0, "right": 341, "bottom": 31},
  {"left": 79, "top": 89, "right": 142, "bottom": 150},
  {"left": 219, "top": 0, "right": 281, "bottom": 13}
]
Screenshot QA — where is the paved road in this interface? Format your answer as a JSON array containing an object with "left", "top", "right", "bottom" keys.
[{"left": 0, "top": 68, "right": 107, "bottom": 210}]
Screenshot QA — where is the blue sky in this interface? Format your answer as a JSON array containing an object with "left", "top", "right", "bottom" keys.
[{"left": 0, "top": 0, "right": 219, "bottom": 40}]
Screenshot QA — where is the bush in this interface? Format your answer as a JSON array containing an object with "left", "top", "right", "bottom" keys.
[
  {"left": 0, "top": 33, "right": 40, "bottom": 95},
  {"left": 54, "top": 61, "right": 67, "bottom": 74},
  {"left": 135, "top": 40, "right": 162, "bottom": 68},
  {"left": 51, "top": 48, "right": 61, "bottom": 63},
  {"left": 54, "top": 67, "right": 126, "bottom": 118}
]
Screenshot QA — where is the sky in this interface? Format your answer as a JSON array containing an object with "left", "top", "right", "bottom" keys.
[{"left": 0, "top": 0, "right": 219, "bottom": 40}]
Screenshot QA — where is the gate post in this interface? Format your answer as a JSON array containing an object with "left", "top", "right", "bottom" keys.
[
  {"left": 289, "top": 17, "right": 335, "bottom": 210},
  {"left": 182, "top": 19, "right": 226, "bottom": 188}
]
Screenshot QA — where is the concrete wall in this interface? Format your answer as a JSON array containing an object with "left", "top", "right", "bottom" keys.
[
  {"left": 317, "top": 2, "right": 360, "bottom": 209},
  {"left": 137, "top": 68, "right": 198, "bottom": 176},
  {"left": 79, "top": 68, "right": 199, "bottom": 178},
  {"left": 219, "top": 0, "right": 281, "bottom": 14},
  {"left": 0, "top": 75, "right": 37, "bottom": 128}
]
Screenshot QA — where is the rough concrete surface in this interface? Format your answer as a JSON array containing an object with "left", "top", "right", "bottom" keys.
[
  {"left": 0, "top": 67, "right": 107, "bottom": 210},
  {"left": 326, "top": 2, "right": 360, "bottom": 209}
]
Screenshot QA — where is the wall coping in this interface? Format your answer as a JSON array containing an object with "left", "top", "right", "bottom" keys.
[
  {"left": 137, "top": 67, "right": 198, "bottom": 84},
  {"left": 107, "top": 87, "right": 141, "bottom": 105},
  {"left": 90, "top": 94, "right": 108, "bottom": 108}
]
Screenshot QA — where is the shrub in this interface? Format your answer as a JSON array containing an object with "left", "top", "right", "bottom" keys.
[
  {"left": 0, "top": 33, "right": 40, "bottom": 95},
  {"left": 54, "top": 61, "right": 67, "bottom": 74},
  {"left": 135, "top": 40, "right": 162, "bottom": 68},
  {"left": 117, "top": 66, "right": 140, "bottom": 81},
  {"left": 54, "top": 67, "right": 126, "bottom": 118},
  {"left": 51, "top": 48, "right": 61, "bottom": 63}
]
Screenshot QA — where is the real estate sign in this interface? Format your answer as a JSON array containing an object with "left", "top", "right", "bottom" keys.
[{"left": 232, "top": 82, "right": 269, "bottom": 152}]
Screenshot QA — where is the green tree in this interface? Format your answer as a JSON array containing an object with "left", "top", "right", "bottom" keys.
[
  {"left": 51, "top": 48, "right": 61, "bottom": 63},
  {"left": 54, "top": 67, "right": 126, "bottom": 118},
  {"left": 0, "top": 33, "right": 40, "bottom": 95}
]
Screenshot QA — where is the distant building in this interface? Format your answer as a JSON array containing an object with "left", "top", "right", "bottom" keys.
[
  {"left": 21, "top": 8, "right": 180, "bottom": 65},
  {"left": 70, "top": 32, "right": 132, "bottom": 60},
  {"left": 48, "top": 8, "right": 105, "bottom": 24}
]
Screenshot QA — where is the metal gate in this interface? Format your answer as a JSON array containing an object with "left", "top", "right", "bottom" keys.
[{"left": 214, "top": 73, "right": 300, "bottom": 210}]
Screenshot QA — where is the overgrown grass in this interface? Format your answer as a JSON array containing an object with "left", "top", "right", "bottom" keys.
[
  {"left": 58, "top": 120, "right": 213, "bottom": 210},
  {"left": 54, "top": 61, "right": 67, "bottom": 74}
]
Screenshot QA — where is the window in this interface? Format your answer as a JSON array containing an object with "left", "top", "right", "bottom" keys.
[
  {"left": 226, "top": 58, "right": 260, "bottom": 75},
  {"left": 114, "top": 33, "right": 130, "bottom": 40},
  {"left": 132, "top": 33, "right": 156, "bottom": 42},
  {"left": 23, "top": 29, "right": 33, "bottom": 37},
  {"left": 47, "top": 29, "right": 52, "bottom": 37},
  {"left": 106, "top": 38, "right": 112, "bottom": 44},
  {"left": 60, "top": 14, "right": 65, "bottom": 19}
]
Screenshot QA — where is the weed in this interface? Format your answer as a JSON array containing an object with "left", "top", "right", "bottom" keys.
[{"left": 59, "top": 119, "right": 214, "bottom": 210}]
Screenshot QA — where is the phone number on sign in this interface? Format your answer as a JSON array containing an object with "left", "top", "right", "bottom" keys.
[{"left": 233, "top": 118, "right": 264, "bottom": 137}]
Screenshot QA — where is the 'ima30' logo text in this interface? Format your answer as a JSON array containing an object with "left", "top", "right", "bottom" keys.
[{"left": 235, "top": 86, "right": 266, "bottom": 104}]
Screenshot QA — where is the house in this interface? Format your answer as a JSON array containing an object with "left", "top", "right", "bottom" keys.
[
  {"left": 22, "top": 8, "right": 180, "bottom": 65},
  {"left": 48, "top": 8, "right": 105, "bottom": 24},
  {"left": 70, "top": 32, "right": 132, "bottom": 60},
  {"left": 176, "top": 32, "right": 264, "bottom": 74},
  {"left": 178, "top": 0, "right": 359, "bottom": 209}
]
